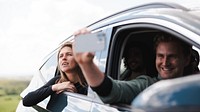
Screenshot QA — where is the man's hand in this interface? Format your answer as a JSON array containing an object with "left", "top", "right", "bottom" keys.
[
  {"left": 73, "top": 28, "right": 95, "bottom": 65},
  {"left": 72, "top": 28, "right": 105, "bottom": 88}
]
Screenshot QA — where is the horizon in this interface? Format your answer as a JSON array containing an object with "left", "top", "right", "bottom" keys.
[
  {"left": 0, "top": 73, "right": 33, "bottom": 77},
  {"left": 0, "top": 74, "right": 33, "bottom": 81}
]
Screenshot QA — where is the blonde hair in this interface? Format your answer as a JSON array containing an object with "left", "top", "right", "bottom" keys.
[{"left": 57, "top": 42, "right": 87, "bottom": 87}]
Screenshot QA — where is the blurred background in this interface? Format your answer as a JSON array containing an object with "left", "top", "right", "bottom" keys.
[{"left": 0, "top": 0, "right": 199, "bottom": 111}]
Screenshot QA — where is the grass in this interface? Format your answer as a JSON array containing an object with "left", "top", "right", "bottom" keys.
[
  {"left": 0, "top": 78, "right": 30, "bottom": 112},
  {"left": 0, "top": 95, "right": 21, "bottom": 112}
]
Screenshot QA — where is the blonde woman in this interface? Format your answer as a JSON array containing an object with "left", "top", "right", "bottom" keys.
[{"left": 23, "top": 42, "right": 87, "bottom": 111}]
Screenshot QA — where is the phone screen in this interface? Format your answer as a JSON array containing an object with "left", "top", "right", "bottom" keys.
[{"left": 74, "top": 32, "right": 106, "bottom": 53}]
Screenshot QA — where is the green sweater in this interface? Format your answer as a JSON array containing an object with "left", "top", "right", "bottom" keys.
[{"left": 92, "top": 75, "right": 161, "bottom": 104}]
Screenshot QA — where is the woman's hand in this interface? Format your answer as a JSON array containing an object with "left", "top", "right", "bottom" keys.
[{"left": 52, "top": 81, "right": 77, "bottom": 94}]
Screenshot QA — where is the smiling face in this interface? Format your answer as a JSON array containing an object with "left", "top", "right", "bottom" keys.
[
  {"left": 156, "top": 42, "right": 189, "bottom": 79},
  {"left": 58, "top": 46, "right": 78, "bottom": 73}
]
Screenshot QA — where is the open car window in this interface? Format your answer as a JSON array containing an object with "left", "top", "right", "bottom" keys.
[
  {"left": 108, "top": 24, "right": 200, "bottom": 80},
  {"left": 105, "top": 23, "right": 200, "bottom": 111}
]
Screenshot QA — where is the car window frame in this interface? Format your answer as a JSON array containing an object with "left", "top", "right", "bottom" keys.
[{"left": 107, "top": 22, "right": 200, "bottom": 80}]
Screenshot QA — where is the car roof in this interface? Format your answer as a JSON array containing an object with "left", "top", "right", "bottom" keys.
[
  {"left": 87, "top": 2, "right": 200, "bottom": 32},
  {"left": 60, "top": 2, "right": 200, "bottom": 46}
]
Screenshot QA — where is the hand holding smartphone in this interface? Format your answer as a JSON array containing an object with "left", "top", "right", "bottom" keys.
[{"left": 74, "top": 32, "right": 106, "bottom": 53}]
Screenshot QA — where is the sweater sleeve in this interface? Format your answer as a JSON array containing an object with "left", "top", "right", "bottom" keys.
[
  {"left": 91, "top": 75, "right": 113, "bottom": 96},
  {"left": 22, "top": 76, "right": 59, "bottom": 106},
  {"left": 94, "top": 75, "right": 157, "bottom": 104}
]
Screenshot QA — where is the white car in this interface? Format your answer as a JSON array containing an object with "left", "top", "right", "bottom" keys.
[{"left": 17, "top": 2, "right": 200, "bottom": 112}]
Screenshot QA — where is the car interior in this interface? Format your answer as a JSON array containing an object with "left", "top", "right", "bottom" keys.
[
  {"left": 112, "top": 27, "right": 200, "bottom": 81},
  {"left": 120, "top": 32, "right": 200, "bottom": 80},
  {"left": 119, "top": 30, "right": 159, "bottom": 79}
]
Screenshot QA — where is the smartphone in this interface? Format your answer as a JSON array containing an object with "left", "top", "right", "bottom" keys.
[{"left": 74, "top": 32, "right": 106, "bottom": 53}]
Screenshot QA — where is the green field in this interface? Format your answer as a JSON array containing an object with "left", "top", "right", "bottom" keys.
[
  {"left": 0, "top": 95, "right": 21, "bottom": 112},
  {"left": 0, "top": 78, "right": 30, "bottom": 112}
]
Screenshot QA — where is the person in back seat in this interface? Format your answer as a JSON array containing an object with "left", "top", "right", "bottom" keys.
[
  {"left": 183, "top": 49, "right": 200, "bottom": 75},
  {"left": 120, "top": 42, "right": 148, "bottom": 80}
]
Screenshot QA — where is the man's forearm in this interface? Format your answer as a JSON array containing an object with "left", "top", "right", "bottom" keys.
[{"left": 79, "top": 61, "right": 105, "bottom": 87}]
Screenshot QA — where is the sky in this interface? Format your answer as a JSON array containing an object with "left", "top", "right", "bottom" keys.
[{"left": 0, "top": 0, "right": 199, "bottom": 77}]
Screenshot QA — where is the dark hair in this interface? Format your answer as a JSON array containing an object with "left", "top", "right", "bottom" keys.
[
  {"left": 154, "top": 33, "right": 192, "bottom": 57},
  {"left": 184, "top": 49, "right": 200, "bottom": 75},
  {"left": 123, "top": 41, "right": 147, "bottom": 68}
]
